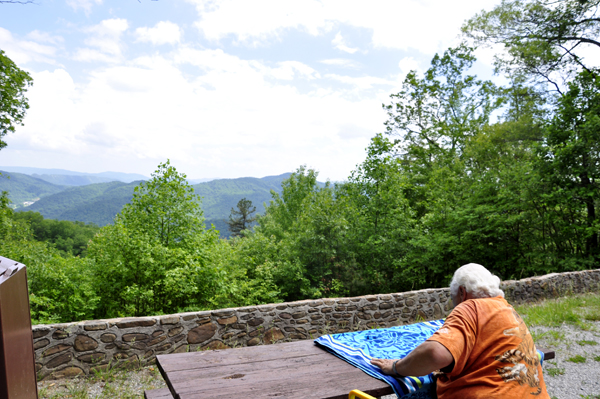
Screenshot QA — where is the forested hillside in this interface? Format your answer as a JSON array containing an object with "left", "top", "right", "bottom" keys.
[
  {"left": 6, "top": 173, "right": 293, "bottom": 235},
  {"left": 0, "top": 0, "right": 598, "bottom": 326},
  {"left": 25, "top": 181, "right": 140, "bottom": 226},
  {"left": 0, "top": 171, "right": 66, "bottom": 205},
  {"left": 30, "top": 174, "right": 115, "bottom": 186},
  {"left": 0, "top": 166, "right": 148, "bottom": 185},
  {"left": 195, "top": 174, "right": 291, "bottom": 235}
]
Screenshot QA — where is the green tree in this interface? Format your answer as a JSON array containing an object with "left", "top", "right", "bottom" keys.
[
  {"left": 463, "top": 0, "right": 600, "bottom": 91},
  {"left": 119, "top": 160, "right": 205, "bottom": 249},
  {"left": 87, "top": 161, "right": 228, "bottom": 317},
  {"left": 340, "top": 136, "right": 418, "bottom": 292},
  {"left": 538, "top": 70, "right": 600, "bottom": 259},
  {"left": 1, "top": 192, "right": 99, "bottom": 324},
  {"left": 227, "top": 198, "right": 257, "bottom": 237},
  {"left": 384, "top": 45, "right": 503, "bottom": 165},
  {"left": 0, "top": 49, "right": 33, "bottom": 151},
  {"left": 11, "top": 211, "right": 100, "bottom": 257}
]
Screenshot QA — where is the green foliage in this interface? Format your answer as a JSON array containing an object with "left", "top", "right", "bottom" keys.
[
  {"left": 84, "top": 161, "right": 275, "bottom": 318},
  {"left": 119, "top": 160, "right": 205, "bottom": 249},
  {"left": 0, "top": 49, "right": 33, "bottom": 151},
  {"left": 11, "top": 211, "right": 99, "bottom": 257},
  {"left": 0, "top": 196, "right": 98, "bottom": 324},
  {"left": 88, "top": 222, "right": 218, "bottom": 317},
  {"left": 193, "top": 174, "right": 289, "bottom": 222},
  {"left": 227, "top": 198, "right": 257, "bottom": 237},
  {"left": 584, "top": 312, "right": 600, "bottom": 321},
  {"left": 226, "top": 46, "right": 600, "bottom": 301},
  {"left": 539, "top": 70, "right": 600, "bottom": 259},
  {"left": 25, "top": 181, "right": 138, "bottom": 226},
  {"left": 384, "top": 45, "right": 503, "bottom": 163},
  {"left": 87, "top": 161, "right": 218, "bottom": 317},
  {"left": 463, "top": 0, "right": 600, "bottom": 89},
  {"left": 0, "top": 170, "right": 66, "bottom": 206},
  {"left": 3, "top": 172, "right": 292, "bottom": 235}
]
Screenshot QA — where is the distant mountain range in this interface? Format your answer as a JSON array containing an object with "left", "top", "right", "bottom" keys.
[
  {"left": 0, "top": 167, "right": 295, "bottom": 238},
  {"left": 0, "top": 166, "right": 149, "bottom": 184}
]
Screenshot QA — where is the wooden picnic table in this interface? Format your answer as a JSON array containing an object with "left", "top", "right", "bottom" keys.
[
  {"left": 152, "top": 339, "right": 555, "bottom": 399},
  {"left": 154, "top": 339, "right": 393, "bottom": 399}
]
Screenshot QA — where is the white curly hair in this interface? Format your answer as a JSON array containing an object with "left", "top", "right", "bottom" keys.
[{"left": 450, "top": 263, "right": 504, "bottom": 299}]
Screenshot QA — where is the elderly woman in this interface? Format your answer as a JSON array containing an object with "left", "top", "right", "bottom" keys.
[{"left": 371, "top": 263, "right": 550, "bottom": 398}]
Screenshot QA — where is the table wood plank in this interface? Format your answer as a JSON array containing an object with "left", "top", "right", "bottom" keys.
[
  {"left": 157, "top": 341, "right": 316, "bottom": 370},
  {"left": 176, "top": 368, "right": 393, "bottom": 399},
  {"left": 157, "top": 340, "right": 392, "bottom": 399},
  {"left": 167, "top": 355, "right": 358, "bottom": 390}
]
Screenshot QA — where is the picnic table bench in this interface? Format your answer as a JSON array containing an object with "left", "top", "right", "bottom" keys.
[{"left": 146, "top": 339, "right": 555, "bottom": 399}]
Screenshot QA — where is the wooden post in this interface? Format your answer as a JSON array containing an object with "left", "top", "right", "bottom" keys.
[{"left": 0, "top": 256, "right": 38, "bottom": 399}]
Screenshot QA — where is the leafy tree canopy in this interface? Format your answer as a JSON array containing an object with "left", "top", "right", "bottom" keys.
[
  {"left": 0, "top": 49, "right": 33, "bottom": 151},
  {"left": 119, "top": 160, "right": 206, "bottom": 249},
  {"left": 463, "top": 0, "right": 600, "bottom": 92},
  {"left": 539, "top": 69, "right": 600, "bottom": 257},
  {"left": 227, "top": 198, "right": 257, "bottom": 237},
  {"left": 384, "top": 45, "right": 504, "bottom": 166}
]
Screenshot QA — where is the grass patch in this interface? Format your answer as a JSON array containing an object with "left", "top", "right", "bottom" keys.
[
  {"left": 545, "top": 367, "right": 565, "bottom": 377},
  {"left": 516, "top": 292, "right": 600, "bottom": 328},
  {"left": 594, "top": 355, "right": 600, "bottom": 362},
  {"left": 584, "top": 312, "right": 600, "bottom": 321},
  {"left": 37, "top": 365, "right": 165, "bottom": 399},
  {"left": 567, "top": 355, "right": 586, "bottom": 363},
  {"left": 576, "top": 340, "right": 598, "bottom": 346},
  {"left": 531, "top": 329, "right": 565, "bottom": 345}
]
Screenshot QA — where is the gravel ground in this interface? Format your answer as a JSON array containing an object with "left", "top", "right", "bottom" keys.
[
  {"left": 37, "top": 366, "right": 166, "bottom": 398},
  {"left": 532, "top": 321, "right": 600, "bottom": 399},
  {"left": 37, "top": 322, "right": 600, "bottom": 399}
]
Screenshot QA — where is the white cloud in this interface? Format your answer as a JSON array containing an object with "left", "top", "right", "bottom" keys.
[
  {"left": 320, "top": 58, "right": 362, "bottom": 69},
  {"left": 72, "top": 48, "right": 117, "bottom": 63},
  {"left": 11, "top": 48, "right": 388, "bottom": 180},
  {"left": 325, "top": 74, "right": 394, "bottom": 90},
  {"left": 73, "top": 18, "right": 129, "bottom": 63},
  {"left": 268, "top": 61, "right": 320, "bottom": 80},
  {"left": 188, "top": 0, "right": 502, "bottom": 53},
  {"left": 0, "top": 28, "right": 60, "bottom": 65},
  {"left": 188, "top": 0, "right": 333, "bottom": 44},
  {"left": 332, "top": 32, "right": 359, "bottom": 54},
  {"left": 398, "top": 57, "right": 420, "bottom": 75},
  {"left": 26, "top": 30, "right": 64, "bottom": 45},
  {"left": 66, "top": 0, "right": 102, "bottom": 15},
  {"left": 337, "top": 123, "right": 372, "bottom": 140},
  {"left": 135, "top": 21, "right": 182, "bottom": 46}
]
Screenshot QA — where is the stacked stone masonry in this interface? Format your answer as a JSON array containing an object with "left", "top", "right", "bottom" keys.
[{"left": 33, "top": 268, "right": 600, "bottom": 380}]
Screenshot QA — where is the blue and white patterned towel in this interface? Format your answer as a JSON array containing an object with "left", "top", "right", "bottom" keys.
[{"left": 314, "top": 320, "right": 445, "bottom": 398}]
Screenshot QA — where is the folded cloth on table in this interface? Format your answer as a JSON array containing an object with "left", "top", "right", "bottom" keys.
[
  {"left": 314, "top": 320, "right": 547, "bottom": 399},
  {"left": 314, "top": 320, "right": 445, "bottom": 398}
]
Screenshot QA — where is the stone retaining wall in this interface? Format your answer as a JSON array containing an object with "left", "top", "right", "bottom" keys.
[{"left": 33, "top": 268, "right": 600, "bottom": 380}]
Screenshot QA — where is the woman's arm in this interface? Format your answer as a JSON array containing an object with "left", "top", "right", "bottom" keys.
[{"left": 370, "top": 340, "right": 453, "bottom": 377}]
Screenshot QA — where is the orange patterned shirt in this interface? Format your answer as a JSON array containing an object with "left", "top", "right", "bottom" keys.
[{"left": 427, "top": 296, "right": 550, "bottom": 399}]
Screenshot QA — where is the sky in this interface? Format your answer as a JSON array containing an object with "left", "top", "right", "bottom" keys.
[{"left": 0, "top": 0, "right": 503, "bottom": 181}]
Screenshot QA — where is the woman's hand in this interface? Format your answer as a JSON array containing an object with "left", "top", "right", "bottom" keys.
[{"left": 370, "top": 358, "right": 397, "bottom": 376}]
